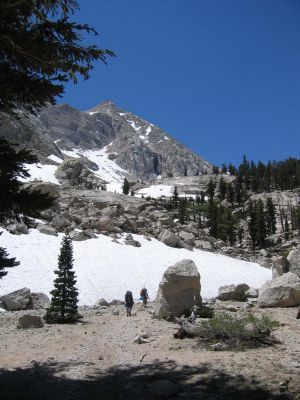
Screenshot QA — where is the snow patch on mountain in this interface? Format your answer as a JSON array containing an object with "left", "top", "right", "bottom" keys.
[
  {"left": 0, "top": 229, "right": 271, "bottom": 305},
  {"left": 136, "top": 185, "right": 174, "bottom": 198},
  {"left": 20, "top": 164, "right": 60, "bottom": 185}
]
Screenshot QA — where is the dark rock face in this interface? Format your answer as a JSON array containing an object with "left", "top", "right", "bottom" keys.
[{"left": 0, "top": 100, "right": 212, "bottom": 179}]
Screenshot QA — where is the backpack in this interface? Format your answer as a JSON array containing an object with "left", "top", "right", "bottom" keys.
[
  {"left": 125, "top": 291, "right": 133, "bottom": 304},
  {"left": 140, "top": 288, "right": 147, "bottom": 298}
]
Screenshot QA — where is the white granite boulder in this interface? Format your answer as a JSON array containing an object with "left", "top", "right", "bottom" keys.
[{"left": 154, "top": 259, "right": 201, "bottom": 318}]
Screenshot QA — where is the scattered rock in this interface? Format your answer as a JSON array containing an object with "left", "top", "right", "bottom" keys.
[
  {"left": 112, "top": 309, "right": 120, "bottom": 316},
  {"left": 133, "top": 334, "right": 149, "bottom": 344},
  {"left": 210, "top": 342, "right": 226, "bottom": 351},
  {"left": 37, "top": 224, "right": 58, "bottom": 236},
  {"left": 96, "top": 298, "right": 109, "bottom": 307},
  {"left": 17, "top": 315, "right": 44, "bottom": 329},
  {"left": 157, "top": 229, "right": 179, "bottom": 248},
  {"left": 217, "top": 283, "right": 250, "bottom": 301},
  {"left": 69, "top": 230, "right": 88, "bottom": 241}
]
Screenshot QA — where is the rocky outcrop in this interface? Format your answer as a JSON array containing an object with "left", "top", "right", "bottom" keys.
[
  {"left": 154, "top": 259, "right": 202, "bottom": 318},
  {"left": 55, "top": 159, "right": 104, "bottom": 189},
  {"left": 217, "top": 283, "right": 250, "bottom": 301},
  {"left": 258, "top": 272, "right": 300, "bottom": 308},
  {"left": 287, "top": 246, "right": 300, "bottom": 277}
]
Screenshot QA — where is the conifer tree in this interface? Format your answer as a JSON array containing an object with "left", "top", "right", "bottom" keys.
[
  {"left": 122, "top": 178, "right": 130, "bottom": 195},
  {"left": 255, "top": 200, "right": 266, "bottom": 248},
  {"left": 247, "top": 200, "right": 256, "bottom": 249},
  {"left": 218, "top": 177, "right": 227, "bottom": 201},
  {"left": 172, "top": 186, "right": 179, "bottom": 206},
  {"left": 0, "top": 0, "right": 114, "bottom": 112},
  {"left": 266, "top": 197, "right": 276, "bottom": 235},
  {"left": 0, "top": 138, "right": 55, "bottom": 220},
  {"left": 0, "top": 233, "right": 20, "bottom": 279},
  {"left": 45, "top": 235, "right": 79, "bottom": 323},
  {"left": 206, "top": 180, "right": 216, "bottom": 203},
  {"left": 178, "top": 198, "right": 188, "bottom": 224}
]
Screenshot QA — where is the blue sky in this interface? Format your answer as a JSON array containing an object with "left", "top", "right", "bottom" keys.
[{"left": 61, "top": 0, "right": 300, "bottom": 166}]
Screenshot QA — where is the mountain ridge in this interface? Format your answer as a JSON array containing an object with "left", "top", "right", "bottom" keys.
[{"left": 0, "top": 101, "right": 212, "bottom": 180}]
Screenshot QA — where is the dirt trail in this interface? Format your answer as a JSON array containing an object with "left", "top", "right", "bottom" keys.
[{"left": 0, "top": 303, "right": 299, "bottom": 399}]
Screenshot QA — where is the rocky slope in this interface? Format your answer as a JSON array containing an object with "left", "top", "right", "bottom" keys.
[{"left": 0, "top": 100, "right": 212, "bottom": 179}]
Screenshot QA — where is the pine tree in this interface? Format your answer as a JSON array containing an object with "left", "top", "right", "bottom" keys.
[
  {"left": 184, "top": 165, "right": 188, "bottom": 176},
  {"left": 172, "top": 186, "right": 179, "bottom": 206},
  {"left": 45, "top": 235, "right": 79, "bottom": 323},
  {"left": 218, "top": 177, "right": 227, "bottom": 201},
  {"left": 206, "top": 180, "right": 216, "bottom": 203},
  {"left": 255, "top": 200, "right": 267, "bottom": 248},
  {"left": 0, "top": 138, "right": 55, "bottom": 220},
  {"left": 178, "top": 198, "right": 188, "bottom": 224},
  {"left": 0, "top": 233, "right": 20, "bottom": 279},
  {"left": 122, "top": 178, "right": 130, "bottom": 195},
  {"left": 266, "top": 197, "right": 276, "bottom": 235},
  {"left": 0, "top": 0, "right": 114, "bottom": 112},
  {"left": 247, "top": 200, "right": 256, "bottom": 249}
]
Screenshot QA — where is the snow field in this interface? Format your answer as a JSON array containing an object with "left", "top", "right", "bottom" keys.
[{"left": 0, "top": 229, "right": 271, "bottom": 306}]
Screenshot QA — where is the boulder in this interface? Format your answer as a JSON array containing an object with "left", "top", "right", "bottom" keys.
[
  {"left": 96, "top": 298, "right": 109, "bottom": 307},
  {"left": 37, "top": 224, "right": 58, "bottom": 236},
  {"left": 0, "top": 288, "right": 32, "bottom": 311},
  {"left": 17, "top": 315, "right": 44, "bottom": 329},
  {"left": 287, "top": 246, "right": 300, "bottom": 278},
  {"left": 6, "top": 222, "right": 29, "bottom": 235},
  {"left": 124, "top": 239, "right": 141, "bottom": 247},
  {"left": 245, "top": 287, "right": 258, "bottom": 298},
  {"left": 154, "top": 259, "right": 202, "bottom": 318},
  {"left": 157, "top": 229, "right": 179, "bottom": 248},
  {"left": 93, "top": 216, "right": 115, "bottom": 232},
  {"left": 179, "top": 231, "right": 195, "bottom": 246},
  {"left": 272, "top": 255, "right": 289, "bottom": 278},
  {"left": 69, "top": 230, "right": 88, "bottom": 241},
  {"left": 101, "top": 205, "right": 123, "bottom": 218},
  {"left": 31, "top": 292, "right": 50, "bottom": 309},
  {"left": 217, "top": 283, "right": 250, "bottom": 301},
  {"left": 258, "top": 272, "right": 300, "bottom": 308},
  {"left": 195, "top": 240, "right": 212, "bottom": 250}
]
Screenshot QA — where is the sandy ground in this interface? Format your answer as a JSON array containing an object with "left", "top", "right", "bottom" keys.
[{"left": 0, "top": 303, "right": 299, "bottom": 400}]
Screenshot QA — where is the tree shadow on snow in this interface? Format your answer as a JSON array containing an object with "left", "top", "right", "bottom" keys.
[{"left": 0, "top": 359, "right": 293, "bottom": 400}]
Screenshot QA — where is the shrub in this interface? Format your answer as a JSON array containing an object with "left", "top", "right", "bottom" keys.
[{"left": 199, "top": 312, "right": 279, "bottom": 348}]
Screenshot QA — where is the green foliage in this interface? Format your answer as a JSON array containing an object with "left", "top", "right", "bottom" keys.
[
  {"left": 172, "top": 186, "right": 179, "bottom": 206},
  {"left": 122, "top": 177, "right": 130, "bottom": 195},
  {"left": 0, "top": 138, "right": 55, "bottom": 221},
  {"left": 178, "top": 197, "right": 188, "bottom": 224},
  {"left": 0, "top": 233, "right": 20, "bottom": 278},
  {"left": 200, "top": 312, "right": 279, "bottom": 347},
  {"left": 45, "top": 235, "right": 79, "bottom": 323},
  {"left": 0, "top": 0, "right": 114, "bottom": 112}
]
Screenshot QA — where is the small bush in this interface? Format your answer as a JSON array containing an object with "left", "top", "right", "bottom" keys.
[{"left": 199, "top": 312, "right": 279, "bottom": 348}]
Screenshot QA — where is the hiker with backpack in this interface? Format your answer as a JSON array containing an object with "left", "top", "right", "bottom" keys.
[
  {"left": 125, "top": 290, "right": 134, "bottom": 317},
  {"left": 140, "top": 287, "right": 149, "bottom": 307}
]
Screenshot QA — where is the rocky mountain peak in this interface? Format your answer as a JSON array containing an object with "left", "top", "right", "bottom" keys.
[{"left": 87, "top": 100, "right": 121, "bottom": 115}]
